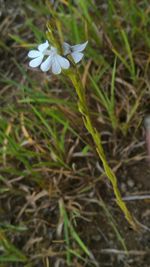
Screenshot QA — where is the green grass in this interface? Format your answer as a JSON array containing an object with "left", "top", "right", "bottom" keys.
[{"left": 0, "top": 0, "right": 150, "bottom": 266}]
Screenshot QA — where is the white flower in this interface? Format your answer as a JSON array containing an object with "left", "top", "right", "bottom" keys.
[
  {"left": 63, "top": 41, "right": 88, "bottom": 63},
  {"left": 40, "top": 46, "right": 70, "bottom": 74},
  {"left": 28, "top": 41, "right": 70, "bottom": 75},
  {"left": 28, "top": 40, "right": 49, "bottom": 68}
]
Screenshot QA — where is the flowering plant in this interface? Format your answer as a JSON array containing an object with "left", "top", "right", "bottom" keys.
[
  {"left": 28, "top": 40, "right": 88, "bottom": 74},
  {"left": 27, "top": 19, "right": 138, "bottom": 231}
]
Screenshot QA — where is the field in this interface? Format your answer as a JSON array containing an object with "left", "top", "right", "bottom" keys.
[{"left": 0, "top": 0, "right": 150, "bottom": 266}]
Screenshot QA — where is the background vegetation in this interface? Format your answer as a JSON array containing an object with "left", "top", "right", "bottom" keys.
[{"left": 0, "top": 0, "right": 150, "bottom": 266}]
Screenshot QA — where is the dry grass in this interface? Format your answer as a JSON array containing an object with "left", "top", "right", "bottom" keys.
[{"left": 0, "top": 0, "right": 150, "bottom": 266}]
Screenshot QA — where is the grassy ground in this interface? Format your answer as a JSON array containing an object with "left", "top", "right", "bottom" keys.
[{"left": 0, "top": 0, "right": 150, "bottom": 266}]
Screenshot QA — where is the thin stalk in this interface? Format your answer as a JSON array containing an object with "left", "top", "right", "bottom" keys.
[{"left": 67, "top": 70, "right": 139, "bottom": 231}]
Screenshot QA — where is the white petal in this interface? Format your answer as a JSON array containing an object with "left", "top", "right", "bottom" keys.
[
  {"left": 71, "top": 52, "right": 84, "bottom": 63},
  {"left": 63, "top": 42, "right": 71, "bottom": 55},
  {"left": 52, "top": 58, "right": 61, "bottom": 75},
  {"left": 29, "top": 56, "right": 44, "bottom": 68},
  {"left": 72, "top": 41, "right": 88, "bottom": 52},
  {"left": 40, "top": 55, "right": 53, "bottom": 72},
  {"left": 56, "top": 55, "right": 70, "bottom": 69},
  {"left": 38, "top": 40, "right": 49, "bottom": 52},
  {"left": 28, "top": 50, "right": 41, "bottom": 58}
]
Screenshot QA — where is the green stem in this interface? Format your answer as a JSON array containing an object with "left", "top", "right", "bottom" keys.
[{"left": 67, "top": 70, "right": 139, "bottom": 231}]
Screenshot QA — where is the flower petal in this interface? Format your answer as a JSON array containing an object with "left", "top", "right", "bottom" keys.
[
  {"left": 52, "top": 58, "right": 61, "bottom": 75},
  {"left": 40, "top": 55, "right": 53, "bottom": 72},
  {"left": 56, "top": 55, "right": 70, "bottom": 69},
  {"left": 28, "top": 50, "right": 41, "bottom": 58},
  {"left": 71, "top": 52, "right": 84, "bottom": 63},
  {"left": 38, "top": 40, "right": 49, "bottom": 52},
  {"left": 29, "top": 56, "right": 44, "bottom": 68},
  {"left": 72, "top": 41, "right": 88, "bottom": 52},
  {"left": 63, "top": 42, "right": 71, "bottom": 55}
]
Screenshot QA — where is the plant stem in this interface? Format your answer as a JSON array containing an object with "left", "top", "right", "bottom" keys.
[{"left": 67, "top": 70, "right": 139, "bottom": 231}]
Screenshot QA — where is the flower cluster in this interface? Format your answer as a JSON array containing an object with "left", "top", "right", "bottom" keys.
[{"left": 28, "top": 40, "right": 88, "bottom": 75}]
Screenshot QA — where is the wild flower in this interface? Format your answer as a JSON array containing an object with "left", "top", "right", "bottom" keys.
[
  {"left": 28, "top": 40, "right": 88, "bottom": 74},
  {"left": 28, "top": 40, "right": 70, "bottom": 74},
  {"left": 40, "top": 46, "right": 70, "bottom": 74},
  {"left": 63, "top": 41, "right": 88, "bottom": 63},
  {"left": 28, "top": 40, "right": 49, "bottom": 68}
]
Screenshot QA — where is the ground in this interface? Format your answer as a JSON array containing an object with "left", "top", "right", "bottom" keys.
[{"left": 0, "top": 0, "right": 150, "bottom": 266}]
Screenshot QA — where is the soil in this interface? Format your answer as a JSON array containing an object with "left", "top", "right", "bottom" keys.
[
  {"left": 77, "top": 161, "right": 150, "bottom": 267},
  {"left": 0, "top": 1, "right": 150, "bottom": 267}
]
